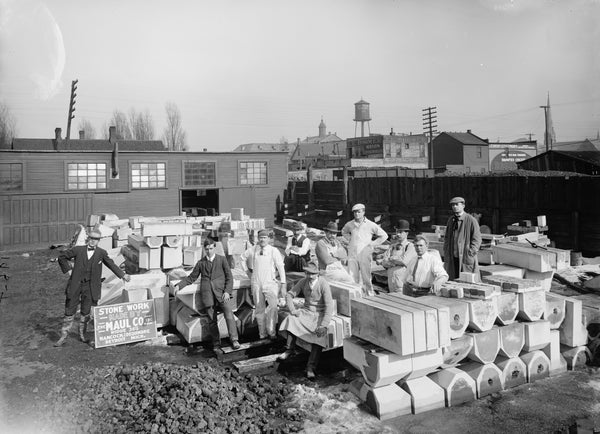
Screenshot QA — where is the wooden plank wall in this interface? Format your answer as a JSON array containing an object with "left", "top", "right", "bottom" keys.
[{"left": 291, "top": 176, "right": 600, "bottom": 255}]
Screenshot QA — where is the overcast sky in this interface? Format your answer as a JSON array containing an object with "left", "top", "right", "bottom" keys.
[{"left": 1, "top": 0, "right": 599, "bottom": 152}]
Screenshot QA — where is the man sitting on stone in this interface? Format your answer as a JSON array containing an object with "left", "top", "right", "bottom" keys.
[
  {"left": 284, "top": 221, "right": 311, "bottom": 272},
  {"left": 277, "top": 262, "right": 334, "bottom": 379},
  {"left": 380, "top": 219, "right": 417, "bottom": 292},
  {"left": 403, "top": 235, "right": 448, "bottom": 297},
  {"left": 315, "top": 221, "right": 354, "bottom": 283}
]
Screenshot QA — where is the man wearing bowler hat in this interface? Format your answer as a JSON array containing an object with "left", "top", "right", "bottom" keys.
[
  {"left": 284, "top": 220, "right": 311, "bottom": 272},
  {"left": 443, "top": 196, "right": 482, "bottom": 281},
  {"left": 56, "top": 229, "right": 130, "bottom": 347},
  {"left": 277, "top": 261, "right": 334, "bottom": 379},
  {"left": 381, "top": 219, "right": 417, "bottom": 292},
  {"left": 341, "top": 203, "right": 388, "bottom": 296},
  {"left": 315, "top": 221, "right": 354, "bottom": 283}
]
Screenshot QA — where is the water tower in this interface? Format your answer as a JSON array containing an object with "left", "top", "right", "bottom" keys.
[{"left": 354, "top": 98, "right": 371, "bottom": 137}]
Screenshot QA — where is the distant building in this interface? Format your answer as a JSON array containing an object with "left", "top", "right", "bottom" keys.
[
  {"left": 517, "top": 150, "right": 600, "bottom": 175},
  {"left": 548, "top": 138, "right": 600, "bottom": 152},
  {"left": 431, "top": 130, "right": 489, "bottom": 173},
  {"left": 489, "top": 140, "right": 538, "bottom": 171},
  {"left": 345, "top": 131, "right": 428, "bottom": 169},
  {"left": 1, "top": 127, "right": 287, "bottom": 250}
]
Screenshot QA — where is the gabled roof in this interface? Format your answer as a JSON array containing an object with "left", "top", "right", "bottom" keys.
[
  {"left": 11, "top": 138, "right": 167, "bottom": 151},
  {"left": 551, "top": 139, "right": 600, "bottom": 152},
  {"left": 300, "top": 133, "right": 343, "bottom": 144},
  {"left": 443, "top": 131, "right": 489, "bottom": 146}
]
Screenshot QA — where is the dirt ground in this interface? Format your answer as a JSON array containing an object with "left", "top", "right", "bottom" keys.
[{"left": 1, "top": 246, "right": 600, "bottom": 433}]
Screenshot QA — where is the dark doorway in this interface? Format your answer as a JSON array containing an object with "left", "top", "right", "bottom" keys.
[{"left": 181, "top": 189, "right": 219, "bottom": 216}]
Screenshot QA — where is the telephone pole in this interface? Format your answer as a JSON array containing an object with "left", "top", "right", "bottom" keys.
[
  {"left": 66, "top": 79, "right": 78, "bottom": 140},
  {"left": 422, "top": 106, "right": 438, "bottom": 169}
]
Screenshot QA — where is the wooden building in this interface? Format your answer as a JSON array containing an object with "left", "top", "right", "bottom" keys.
[
  {"left": 431, "top": 130, "right": 489, "bottom": 173},
  {"left": 517, "top": 150, "right": 600, "bottom": 175},
  {"left": 1, "top": 127, "right": 288, "bottom": 250}
]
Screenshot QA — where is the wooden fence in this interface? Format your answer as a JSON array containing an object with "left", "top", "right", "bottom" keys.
[{"left": 285, "top": 175, "right": 600, "bottom": 256}]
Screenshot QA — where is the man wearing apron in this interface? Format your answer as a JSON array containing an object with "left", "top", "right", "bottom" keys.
[
  {"left": 315, "top": 221, "right": 354, "bottom": 283},
  {"left": 241, "top": 229, "right": 287, "bottom": 339}
]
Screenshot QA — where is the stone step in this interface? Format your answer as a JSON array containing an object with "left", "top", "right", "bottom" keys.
[
  {"left": 420, "top": 295, "right": 469, "bottom": 339},
  {"left": 328, "top": 281, "right": 362, "bottom": 317},
  {"left": 542, "top": 329, "right": 568, "bottom": 376},
  {"left": 492, "top": 243, "right": 554, "bottom": 272},
  {"left": 561, "top": 345, "right": 591, "bottom": 370},
  {"left": 463, "top": 298, "right": 498, "bottom": 332},
  {"left": 495, "top": 356, "right": 527, "bottom": 389},
  {"left": 400, "top": 376, "right": 446, "bottom": 414},
  {"left": 466, "top": 328, "right": 500, "bottom": 364},
  {"left": 523, "top": 320, "right": 551, "bottom": 352},
  {"left": 517, "top": 290, "right": 545, "bottom": 322},
  {"left": 428, "top": 367, "right": 477, "bottom": 407},
  {"left": 520, "top": 350, "right": 551, "bottom": 383},
  {"left": 496, "top": 292, "right": 519, "bottom": 325},
  {"left": 545, "top": 293, "right": 566, "bottom": 330},
  {"left": 459, "top": 362, "right": 504, "bottom": 399},
  {"left": 441, "top": 334, "right": 473, "bottom": 368},
  {"left": 497, "top": 322, "right": 525, "bottom": 358},
  {"left": 350, "top": 297, "right": 415, "bottom": 356},
  {"left": 348, "top": 379, "right": 412, "bottom": 420}
]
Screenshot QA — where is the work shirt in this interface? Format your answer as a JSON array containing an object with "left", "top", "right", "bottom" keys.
[
  {"left": 405, "top": 251, "right": 448, "bottom": 289},
  {"left": 382, "top": 240, "right": 416, "bottom": 269},
  {"left": 241, "top": 244, "right": 286, "bottom": 287},
  {"left": 341, "top": 217, "right": 388, "bottom": 258},
  {"left": 452, "top": 213, "right": 465, "bottom": 258}
]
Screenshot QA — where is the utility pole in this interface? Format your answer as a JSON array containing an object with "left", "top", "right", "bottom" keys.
[
  {"left": 422, "top": 106, "right": 438, "bottom": 169},
  {"left": 66, "top": 79, "right": 78, "bottom": 141},
  {"left": 523, "top": 133, "right": 535, "bottom": 142},
  {"left": 539, "top": 103, "right": 550, "bottom": 152}
]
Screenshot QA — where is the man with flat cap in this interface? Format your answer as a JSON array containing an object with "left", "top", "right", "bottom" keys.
[
  {"left": 315, "top": 221, "right": 353, "bottom": 283},
  {"left": 241, "top": 229, "right": 287, "bottom": 340},
  {"left": 443, "top": 196, "right": 482, "bottom": 281},
  {"left": 56, "top": 229, "right": 131, "bottom": 347},
  {"left": 341, "top": 203, "right": 388, "bottom": 296},
  {"left": 381, "top": 219, "right": 417, "bottom": 292}
]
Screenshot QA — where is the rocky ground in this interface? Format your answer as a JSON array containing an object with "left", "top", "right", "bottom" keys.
[{"left": 1, "top": 246, "right": 600, "bottom": 433}]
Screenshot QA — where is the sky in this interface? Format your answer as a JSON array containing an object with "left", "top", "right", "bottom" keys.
[{"left": 0, "top": 0, "right": 599, "bottom": 152}]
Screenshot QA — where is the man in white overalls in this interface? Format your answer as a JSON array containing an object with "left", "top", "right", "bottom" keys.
[{"left": 241, "top": 229, "right": 287, "bottom": 339}]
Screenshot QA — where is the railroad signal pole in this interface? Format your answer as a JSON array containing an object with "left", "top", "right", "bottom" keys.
[
  {"left": 66, "top": 79, "right": 78, "bottom": 140},
  {"left": 422, "top": 106, "right": 438, "bottom": 169}
]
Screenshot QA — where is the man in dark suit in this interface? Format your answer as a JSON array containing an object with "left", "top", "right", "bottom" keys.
[
  {"left": 176, "top": 238, "right": 240, "bottom": 350},
  {"left": 56, "top": 229, "right": 130, "bottom": 347}
]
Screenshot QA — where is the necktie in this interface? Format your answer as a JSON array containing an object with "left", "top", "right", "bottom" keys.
[
  {"left": 87, "top": 247, "right": 95, "bottom": 251},
  {"left": 412, "top": 256, "right": 422, "bottom": 281},
  {"left": 260, "top": 247, "right": 264, "bottom": 256}
]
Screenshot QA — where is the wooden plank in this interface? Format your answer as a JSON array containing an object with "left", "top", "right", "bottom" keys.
[
  {"left": 350, "top": 298, "right": 415, "bottom": 356},
  {"left": 233, "top": 353, "right": 284, "bottom": 373}
]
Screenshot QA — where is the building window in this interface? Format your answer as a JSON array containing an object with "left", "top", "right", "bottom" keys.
[
  {"left": 131, "top": 162, "right": 166, "bottom": 189},
  {"left": 0, "top": 162, "right": 23, "bottom": 191},
  {"left": 183, "top": 161, "right": 216, "bottom": 187},
  {"left": 477, "top": 147, "right": 482, "bottom": 158},
  {"left": 405, "top": 143, "right": 410, "bottom": 149},
  {"left": 66, "top": 163, "right": 107, "bottom": 190},
  {"left": 239, "top": 161, "right": 267, "bottom": 185}
]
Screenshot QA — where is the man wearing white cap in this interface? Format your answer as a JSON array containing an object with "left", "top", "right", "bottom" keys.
[
  {"left": 341, "top": 203, "right": 388, "bottom": 296},
  {"left": 241, "top": 229, "right": 287, "bottom": 340},
  {"left": 55, "top": 229, "right": 130, "bottom": 347},
  {"left": 443, "top": 196, "right": 482, "bottom": 281}
]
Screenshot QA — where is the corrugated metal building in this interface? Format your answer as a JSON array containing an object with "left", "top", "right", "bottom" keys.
[
  {"left": 1, "top": 128, "right": 287, "bottom": 250},
  {"left": 517, "top": 150, "right": 600, "bottom": 175}
]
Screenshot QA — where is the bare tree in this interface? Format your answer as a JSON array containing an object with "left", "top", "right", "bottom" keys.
[
  {"left": 163, "top": 102, "right": 187, "bottom": 151},
  {"left": 129, "top": 108, "right": 155, "bottom": 140},
  {"left": 107, "top": 110, "right": 132, "bottom": 140},
  {"left": 0, "top": 101, "right": 17, "bottom": 148},
  {"left": 77, "top": 118, "right": 96, "bottom": 139}
]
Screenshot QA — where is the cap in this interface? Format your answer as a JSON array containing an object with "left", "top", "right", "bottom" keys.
[
  {"left": 449, "top": 197, "right": 465, "bottom": 205},
  {"left": 394, "top": 219, "right": 410, "bottom": 232},
  {"left": 323, "top": 221, "right": 339, "bottom": 232},
  {"left": 88, "top": 229, "right": 101, "bottom": 240},
  {"left": 303, "top": 262, "right": 320, "bottom": 274},
  {"left": 257, "top": 229, "right": 269, "bottom": 237},
  {"left": 291, "top": 221, "right": 303, "bottom": 231},
  {"left": 351, "top": 203, "right": 365, "bottom": 212}
]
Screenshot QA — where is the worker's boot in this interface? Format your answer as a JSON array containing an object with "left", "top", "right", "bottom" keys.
[
  {"left": 277, "top": 334, "right": 297, "bottom": 361},
  {"left": 79, "top": 314, "right": 93, "bottom": 345},
  {"left": 54, "top": 315, "right": 74, "bottom": 347}
]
